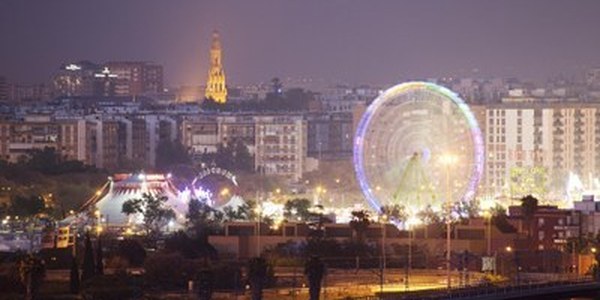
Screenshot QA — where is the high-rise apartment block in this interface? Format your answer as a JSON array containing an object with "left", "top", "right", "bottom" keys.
[
  {"left": 254, "top": 116, "right": 307, "bottom": 181},
  {"left": 478, "top": 96, "right": 600, "bottom": 200},
  {"left": 0, "top": 114, "right": 177, "bottom": 170},
  {"left": 53, "top": 61, "right": 100, "bottom": 97},
  {"left": 105, "top": 61, "right": 164, "bottom": 96},
  {"left": 52, "top": 61, "right": 163, "bottom": 98}
]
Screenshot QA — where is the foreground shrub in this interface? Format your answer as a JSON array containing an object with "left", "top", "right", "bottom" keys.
[
  {"left": 144, "top": 253, "right": 195, "bottom": 290},
  {"left": 82, "top": 274, "right": 141, "bottom": 300}
]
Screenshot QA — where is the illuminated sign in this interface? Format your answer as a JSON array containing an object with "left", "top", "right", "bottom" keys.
[{"left": 195, "top": 167, "right": 238, "bottom": 186}]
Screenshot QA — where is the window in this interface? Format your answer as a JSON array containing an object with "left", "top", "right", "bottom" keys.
[
  {"left": 538, "top": 218, "right": 544, "bottom": 226},
  {"left": 538, "top": 231, "right": 545, "bottom": 240}
]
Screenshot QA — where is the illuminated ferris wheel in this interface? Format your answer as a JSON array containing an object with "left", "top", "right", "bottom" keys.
[{"left": 353, "top": 82, "right": 484, "bottom": 216}]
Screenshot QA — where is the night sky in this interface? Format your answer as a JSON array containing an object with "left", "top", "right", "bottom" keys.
[{"left": 2, "top": 0, "right": 600, "bottom": 86}]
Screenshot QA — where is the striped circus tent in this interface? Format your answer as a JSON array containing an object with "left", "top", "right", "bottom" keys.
[{"left": 80, "top": 173, "right": 188, "bottom": 226}]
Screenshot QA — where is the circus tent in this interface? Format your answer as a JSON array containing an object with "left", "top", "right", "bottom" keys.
[{"left": 80, "top": 173, "right": 188, "bottom": 226}]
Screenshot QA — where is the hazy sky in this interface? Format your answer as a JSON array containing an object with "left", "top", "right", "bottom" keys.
[{"left": 2, "top": 0, "right": 600, "bottom": 86}]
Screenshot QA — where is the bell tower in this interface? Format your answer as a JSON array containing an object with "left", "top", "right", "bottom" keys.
[{"left": 204, "top": 30, "right": 227, "bottom": 103}]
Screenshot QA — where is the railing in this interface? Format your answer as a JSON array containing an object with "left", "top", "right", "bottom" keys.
[{"left": 366, "top": 276, "right": 599, "bottom": 300}]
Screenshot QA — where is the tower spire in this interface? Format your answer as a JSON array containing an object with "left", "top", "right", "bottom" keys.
[{"left": 204, "top": 30, "right": 227, "bottom": 103}]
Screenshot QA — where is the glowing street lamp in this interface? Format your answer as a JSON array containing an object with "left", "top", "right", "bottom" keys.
[
  {"left": 405, "top": 215, "right": 421, "bottom": 291},
  {"left": 440, "top": 153, "right": 458, "bottom": 289},
  {"left": 220, "top": 187, "right": 230, "bottom": 197},
  {"left": 379, "top": 213, "right": 388, "bottom": 295}
]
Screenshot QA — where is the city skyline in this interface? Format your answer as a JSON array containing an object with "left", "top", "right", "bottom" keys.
[{"left": 3, "top": 0, "right": 600, "bottom": 86}]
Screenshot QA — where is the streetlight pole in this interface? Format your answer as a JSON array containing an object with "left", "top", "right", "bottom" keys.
[
  {"left": 255, "top": 191, "right": 261, "bottom": 257},
  {"left": 405, "top": 226, "right": 412, "bottom": 291},
  {"left": 380, "top": 214, "right": 387, "bottom": 294},
  {"left": 441, "top": 154, "right": 456, "bottom": 290},
  {"left": 445, "top": 162, "right": 451, "bottom": 289}
]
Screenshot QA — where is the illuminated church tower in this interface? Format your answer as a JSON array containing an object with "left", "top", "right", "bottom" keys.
[{"left": 204, "top": 30, "right": 227, "bottom": 103}]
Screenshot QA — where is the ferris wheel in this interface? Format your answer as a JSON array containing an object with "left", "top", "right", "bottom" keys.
[{"left": 353, "top": 82, "right": 484, "bottom": 217}]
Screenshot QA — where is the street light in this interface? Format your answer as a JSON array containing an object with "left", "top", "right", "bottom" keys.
[
  {"left": 440, "top": 153, "right": 458, "bottom": 289},
  {"left": 379, "top": 214, "right": 388, "bottom": 295},
  {"left": 482, "top": 210, "right": 492, "bottom": 256},
  {"left": 254, "top": 204, "right": 262, "bottom": 257},
  {"left": 405, "top": 215, "right": 421, "bottom": 291}
]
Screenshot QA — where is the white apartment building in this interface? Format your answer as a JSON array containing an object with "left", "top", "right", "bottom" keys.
[
  {"left": 481, "top": 102, "right": 600, "bottom": 200},
  {"left": 254, "top": 115, "right": 307, "bottom": 181}
]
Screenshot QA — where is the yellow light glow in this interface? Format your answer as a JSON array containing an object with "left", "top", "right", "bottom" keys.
[
  {"left": 405, "top": 215, "right": 422, "bottom": 230},
  {"left": 481, "top": 210, "right": 491, "bottom": 219},
  {"left": 220, "top": 188, "right": 230, "bottom": 197},
  {"left": 505, "top": 246, "right": 512, "bottom": 252},
  {"left": 440, "top": 153, "right": 458, "bottom": 165}
]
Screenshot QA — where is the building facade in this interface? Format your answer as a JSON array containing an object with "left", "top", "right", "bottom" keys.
[
  {"left": 480, "top": 100, "right": 600, "bottom": 202},
  {"left": 104, "top": 61, "right": 164, "bottom": 96},
  {"left": 254, "top": 115, "right": 307, "bottom": 181}
]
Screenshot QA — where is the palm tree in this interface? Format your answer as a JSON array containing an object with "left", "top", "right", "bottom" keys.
[
  {"left": 349, "top": 210, "right": 371, "bottom": 243},
  {"left": 520, "top": 194, "right": 538, "bottom": 236},
  {"left": 247, "top": 257, "right": 268, "bottom": 300},
  {"left": 96, "top": 236, "right": 104, "bottom": 275},
  {"left": 81, "top": 233, "right": 95, "bottom": 282},
  {"left": 18, "top": 254, "right": 45, "bottom": 300},
  {"left": 305, "top": 256, "right": 326, "bottom": 300}
]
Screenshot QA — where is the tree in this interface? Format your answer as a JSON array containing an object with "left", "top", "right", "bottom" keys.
[
  {"left": 380, "top": 204, "right": 408, "bottom": 223},
  {"left": 214, "top": 143, "right": 233, "bottom": 170},
  {"left": 520, "top": 194, "right": 539, "bottom": 236},
  {"left": 304, "top": 256, "right": 326, "bottom": 300},
  {"left": 197, "top": 269, "right": 215, "bottom": 300},
  {"left": 520, "top": 194, "right": 539, "bottom": 217},
  {"left": 247, "top": 257, "right": 269, "bottom": 300},
  {"left": 25, "top": 147, "right": 88, "bottom": 175},
  {"left": 490, "top": 205, "right": 517, "bottom": 233},
  {"left": 10, "top": 195, "right": 45, "bottom": 217},
  {"left": 223, "top": 203, "right": 251, "bottom": 221},
  {"left": 122, "top": 193, "right": 176, "bottom": 238},
  {"left": 284, "top": 198, "right": 312, "bottom": 221},
  {"left": 81, "top": 233, "right": 95, "bottom": 282},
  {"left": 95, "top": 236, "right": 104, "bottom": 275},
  {"left": 232, "top": 140, "right": 254, "bottom": 172},
  {"left": 349, "top": 210, "right": 371, "bottom": 243},
  {"left": 155, "top": 139, "right": 191, "bottom": 171},
  {"left": 164, "top": 231, "right": 218, "bottom": 261},
  {"left": 186, "top": 197, "right": 223, "bottom": 238},
  {"left": 17, "top": 254, "right": 46, "bottom": 300},
  {"left": 117, "top": 239, "right": 146, "bottom": 267},
  {"left": 417, "top": 205, "right": 442, "bottom": 225},
  {"left": 70, "top": 256, "right": 80, "bottom": 294}
]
